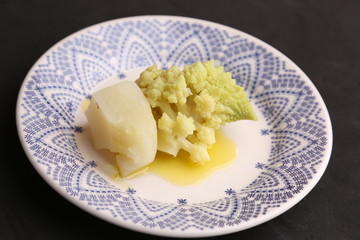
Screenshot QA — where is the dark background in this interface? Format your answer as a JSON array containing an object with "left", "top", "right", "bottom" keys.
[{"left": 1, "top": 0, "right": 359, "bottom": 239}]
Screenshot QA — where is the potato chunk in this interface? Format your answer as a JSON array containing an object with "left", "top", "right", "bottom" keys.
[{"left": 85, "top": 81, "right": 157, "bottom": 177}]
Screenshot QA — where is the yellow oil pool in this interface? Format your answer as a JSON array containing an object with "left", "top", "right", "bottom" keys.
[{"left": 137, "top": 130, "right": 237, "bottom": 186}]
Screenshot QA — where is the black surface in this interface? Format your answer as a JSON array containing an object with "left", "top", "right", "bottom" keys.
[{"left": 1, "top": 0, "right": 359, "bottom": 239}]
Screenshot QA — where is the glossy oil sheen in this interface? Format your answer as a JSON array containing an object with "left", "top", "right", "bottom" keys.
[{"left": 146, "top": 130, "right": 237, "bottom": 186}]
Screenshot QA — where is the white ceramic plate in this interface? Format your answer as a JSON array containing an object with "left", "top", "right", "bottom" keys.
[{"left": 16, "top": 16, "right": 332, "bottom": 238}]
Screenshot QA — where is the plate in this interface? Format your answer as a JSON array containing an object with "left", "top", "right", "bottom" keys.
[{"left": 16, "top": 16, "right": 332, "bottom": 238}]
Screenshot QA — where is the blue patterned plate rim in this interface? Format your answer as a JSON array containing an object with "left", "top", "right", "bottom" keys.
[{"left": 16, "top": 15, "right": 333, "bottom": 238}]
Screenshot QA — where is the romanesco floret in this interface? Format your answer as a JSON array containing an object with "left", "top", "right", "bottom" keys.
[{"left": 135, "top": 60, "right": 257, "bottom": 164}]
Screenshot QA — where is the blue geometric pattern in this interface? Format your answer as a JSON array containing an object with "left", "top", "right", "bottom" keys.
[{"left": 17, "top": 16, "right": 331, "bottom": 234}]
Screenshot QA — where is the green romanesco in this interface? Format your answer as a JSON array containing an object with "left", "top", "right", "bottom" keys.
[{"left": 135, "top": 60, "right": 257, "bottom": 164}]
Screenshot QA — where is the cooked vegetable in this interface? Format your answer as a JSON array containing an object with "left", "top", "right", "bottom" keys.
[
  {"left": 85, "top": 81, "right": 157, "bottom": 177},
  {"left": 136, "top": 60, "right": 257, "bottom": 164}
]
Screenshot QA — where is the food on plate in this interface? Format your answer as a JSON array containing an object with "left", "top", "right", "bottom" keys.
[
  {"left": 85, "top": 81, "right": 157, "bottom": 177},
  {"left": 85, "top": 60, "right": 257, "bottom": 178},
  {"left": 147, "top": 129, "right": 237, "bottom": 186},
  {"left": 136, "top": 60, "right": 257, "bottom": 164}
]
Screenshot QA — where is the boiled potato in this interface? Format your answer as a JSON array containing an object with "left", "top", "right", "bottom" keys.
[{"left": 85, "top": 81, "right": 157, "bottom": 177}]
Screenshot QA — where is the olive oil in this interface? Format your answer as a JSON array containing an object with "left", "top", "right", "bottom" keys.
[{"left": 146, "top": 130, "right": 237, "bottom": 186}]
